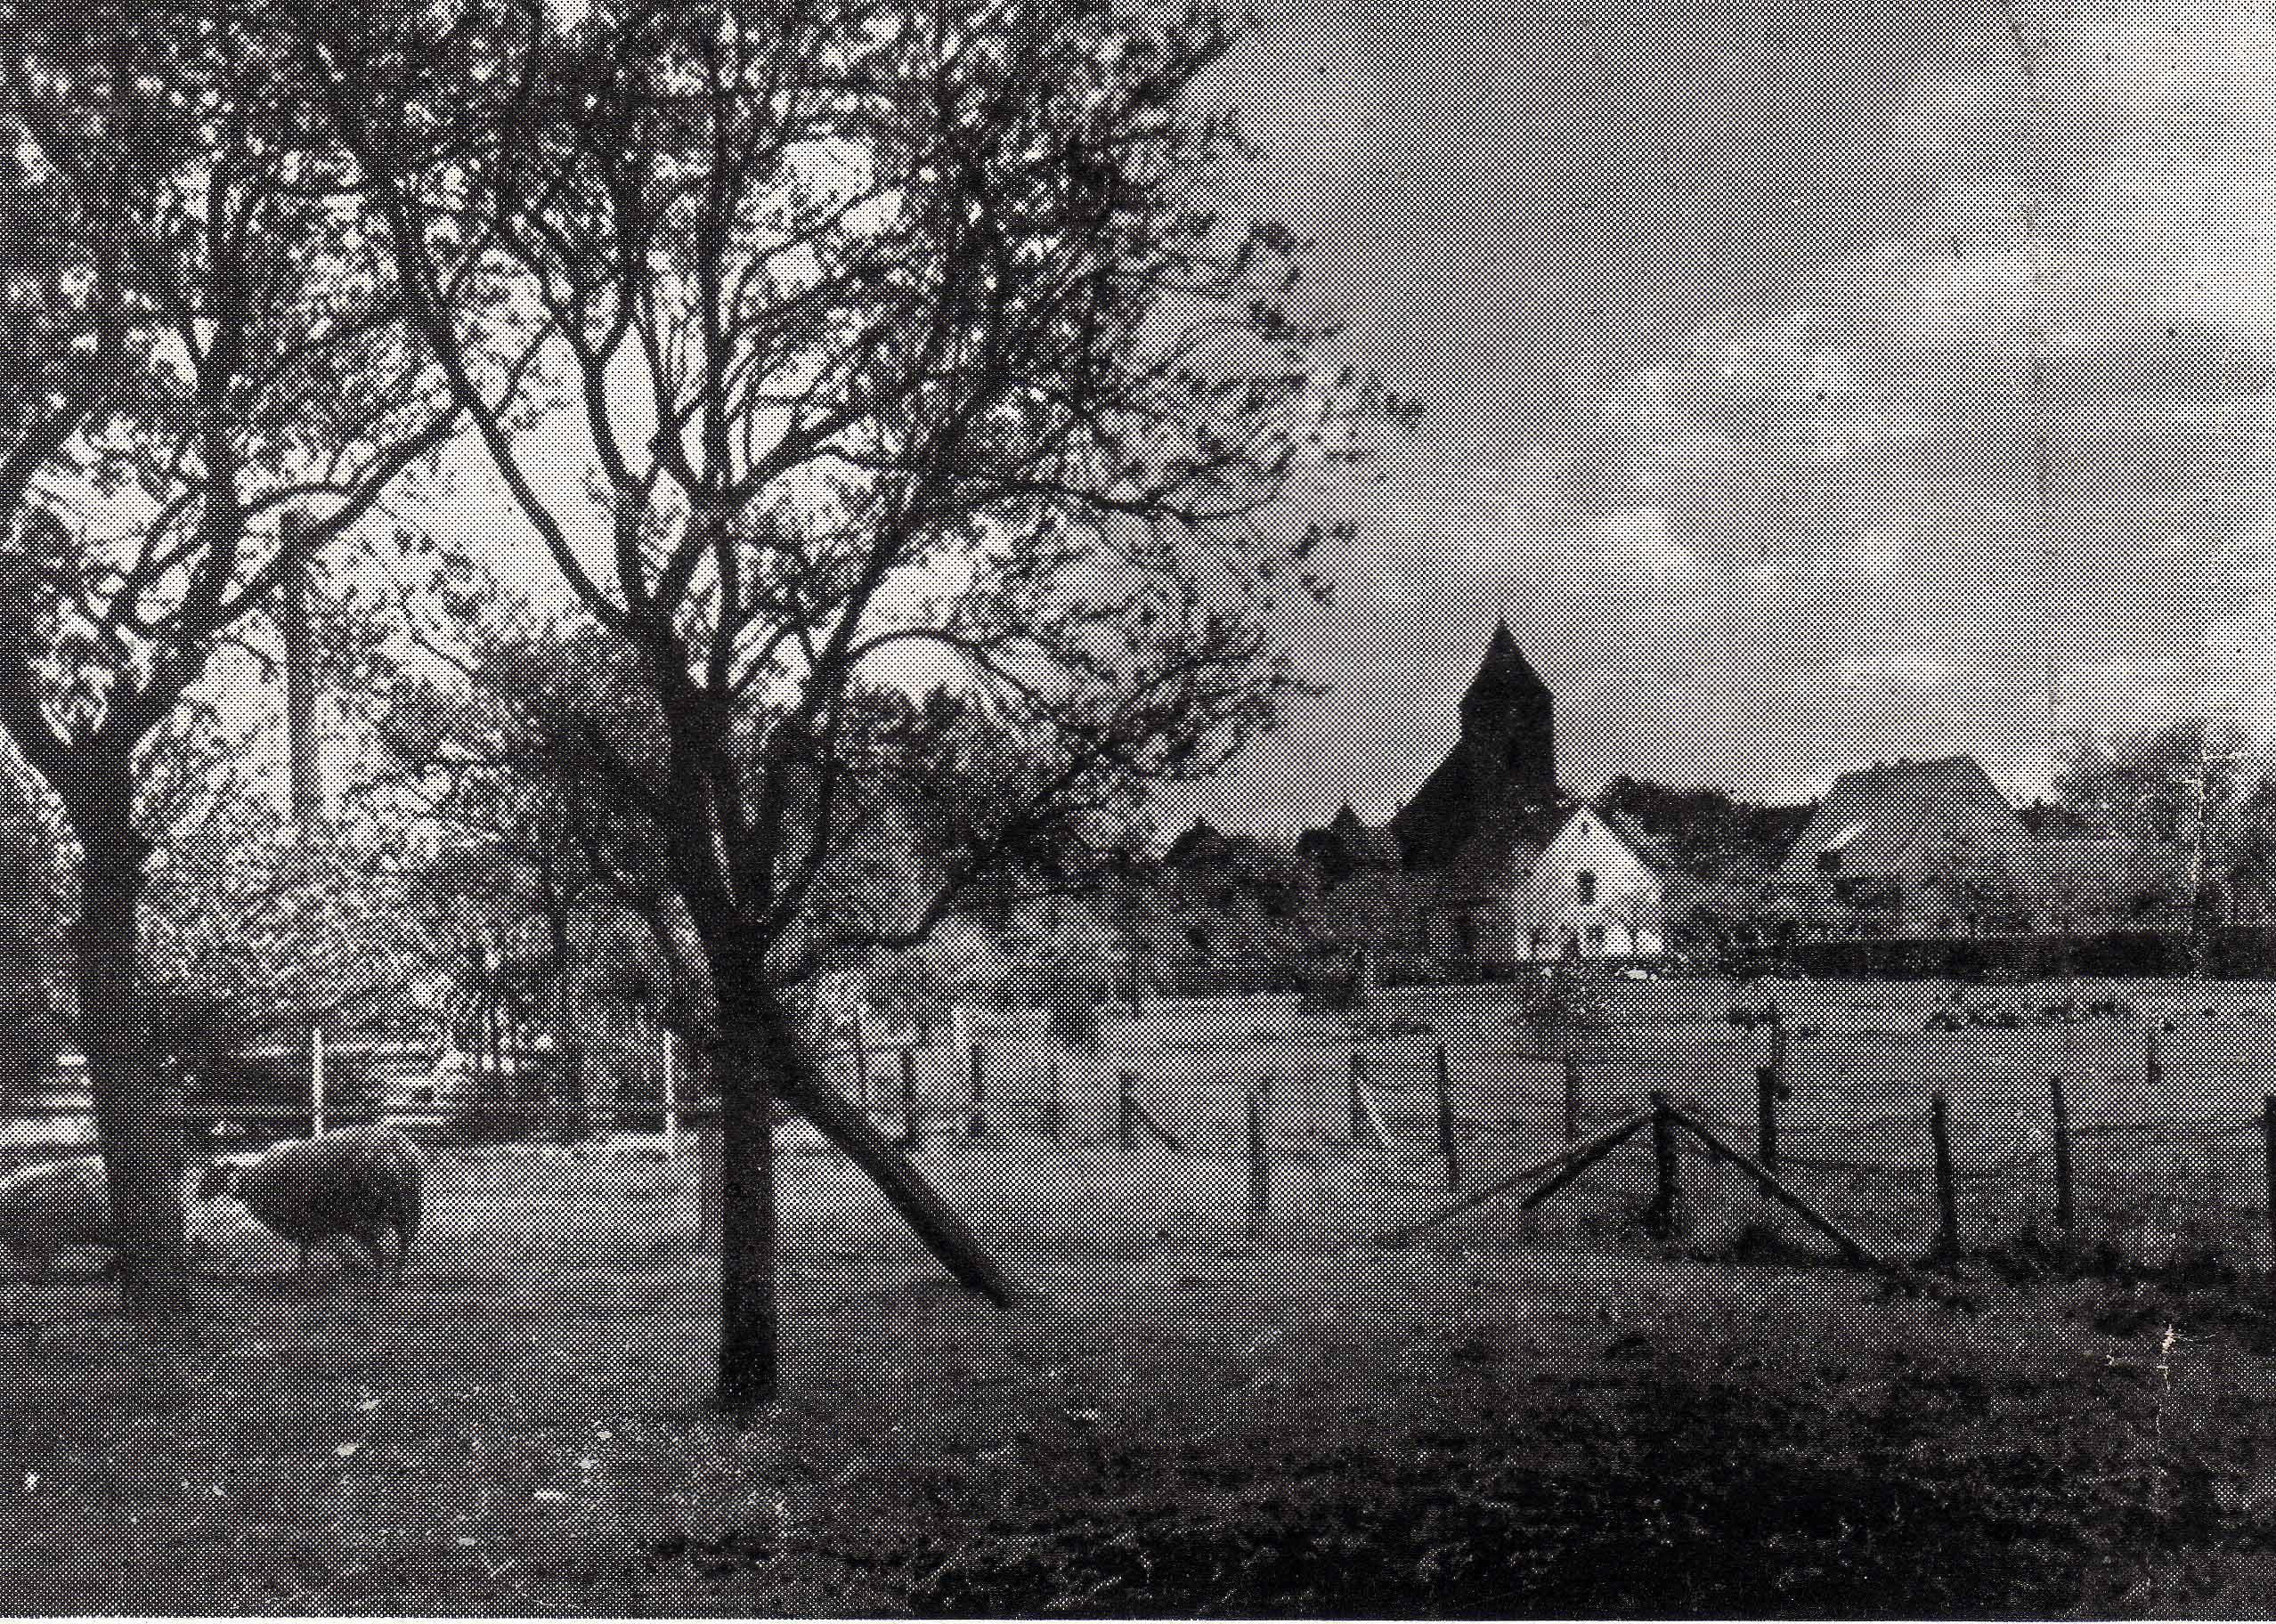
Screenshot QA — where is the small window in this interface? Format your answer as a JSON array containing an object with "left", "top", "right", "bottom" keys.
[
  {"left": 1575, "top": 871, "right": 1597, "bottom": 905},
  {"left": 1817, "top": 849, "right": 1843, "bottom": 874}
]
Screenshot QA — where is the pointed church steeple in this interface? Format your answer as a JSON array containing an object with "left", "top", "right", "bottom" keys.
[
  {"left": 1459, "top": 617, "right": 1553, "bottom": 737},
  {"left": 1391, "top": 619, "right": 1559, "bottom": 871}
]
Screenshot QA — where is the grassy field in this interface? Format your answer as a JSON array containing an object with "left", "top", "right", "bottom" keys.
[
  {"left": 5, "top": 1185, "right": 2276, "bottom": 1615},
  {"left": 4, "top": 978, "right": 2276, "bottom": 1613},
  {"left": 946, "top": 976, "right": 2276, "bottom": 1263},
  {"left": 1037, "top": 977, "right": 2276, "bottom": 1145}
]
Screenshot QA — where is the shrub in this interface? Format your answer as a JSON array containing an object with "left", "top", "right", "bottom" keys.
[{"left": 1045, "top": 985, "right": 1103, "bottom": 1051}]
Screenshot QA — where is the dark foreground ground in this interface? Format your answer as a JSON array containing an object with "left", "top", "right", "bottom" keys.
[{"left": 2, "top": 1225, "right": 2274, "bottom": 1618}]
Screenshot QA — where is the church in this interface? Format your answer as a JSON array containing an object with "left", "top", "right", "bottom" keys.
[
  {"left": 1301, "top": 621, "right": 1675, "bottom": 975},
  {"left": 1390, "top": 619, "right": 1559, "bottom": 870}
]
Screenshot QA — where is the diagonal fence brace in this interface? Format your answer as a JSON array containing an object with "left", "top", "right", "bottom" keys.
[
  {"left": 1662, "top": 1104, "right": 1897, "bottom": 1273},
  {"left": 1372, "top": 1110, "right": 1654, "bottom": 1247}
]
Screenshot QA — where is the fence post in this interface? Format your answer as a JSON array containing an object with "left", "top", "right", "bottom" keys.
[
  {"left": 967, "top": 1041, "right": 988, "bottom": 1137},
  {"left": 853, "top": 1014, "right": 871, "bottom": 1110},
  {"left": 2263, "top": 1095, "right": 2276, "bottom": 1271},
  {"left": 2050, "top": 1075, "right": 2074, "bottom": 1233},
  {"left": 662, "top": 1031, "right": 680, "bottom": 1154},
  {"left": 2146, "top": 1026, "right": 2164, "bottom": 1087},
  {"left": 1758, "top": 1019, "right": 1788, "bottom": 1170},
  {"left": 1562, "top": 1055, "right": 1582, "bottom": 1144},
  {"left": 697, "top": 1106, "right": 721, "bottom": 1247},
  {"left": 900, "top": 1048, "right": 922, "bottom": 1150},
  {"left": 564, "top": 1040, "right": 588, "bottom": 1139},
  {"left": 310, "top": 1026, "right": 326, "bottom": 1139},
  {"left": 1646, "top": 1090, "right": 1679, "bottom": 1237},
  {"left": 1043, "top": 1055, "right": 1063, "bottom": 1140},
  {"left": 1347, "top": 1052, "right": 1377, "bottom": 1142},
  {"left": 1117, "top": 1070, "right": 1135, "bottom": 1149},
  {"left": 1931, "top": 1090, "right": 1960, "bottom": 1263},
  {"left": 1434, "top": 1043, "right": 1462, "bottom": 1190},
  {"left": 1245, "top": 1081, "right": 1272, "bottom": 1241}
]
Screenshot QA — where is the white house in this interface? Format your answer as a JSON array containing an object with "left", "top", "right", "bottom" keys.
[
  {"left": 1522, "top": 805, "right": 1671, "bottom": 960},
  {"left": 1430, "top": 802, "right": 1673, "bottom": 969}
]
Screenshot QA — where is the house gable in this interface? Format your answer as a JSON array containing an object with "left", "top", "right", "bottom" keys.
[
  {"left": 1532, "top": 808, "right": 1668, "bottom": 907},
  {"left": 1776, "top": 757, "right": 2029, "bottom": 886}
]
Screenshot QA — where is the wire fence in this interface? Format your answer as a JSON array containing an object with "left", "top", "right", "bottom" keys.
[{"left": 8, "top": 985, "right": 2276, "bottom": 1270}]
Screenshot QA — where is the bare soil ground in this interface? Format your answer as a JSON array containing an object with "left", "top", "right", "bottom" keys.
[{"left": 2, "top": 1142, "right": 2274, "bottom": 1616}]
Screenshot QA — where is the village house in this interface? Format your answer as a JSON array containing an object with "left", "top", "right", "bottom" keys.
[
  {"left": 1430, "top": 802, "right": 1677, "bottom": 972},
  {"left": 1771, "top": 757, "right": 2041, "bottom": 938},
  {"left": 1295, "top": 804, "right": 1430, "bottom": 984},
  {"left": 1153, "top": 818, "right": 1309, "bottom": 993},
  {"left": 1770, "top": 753, "right": 2225, "bottom": 944},
  {"left": 1210, "top": 623, "right": 2257, "bottom": 981},
  {"left": 1293, "top": 621, "right": 1699, "bottom": 978}
]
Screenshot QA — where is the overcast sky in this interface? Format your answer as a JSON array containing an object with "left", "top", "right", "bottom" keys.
[{"left": 1160, "top": 0, "right": 2276, "bottom": 834}]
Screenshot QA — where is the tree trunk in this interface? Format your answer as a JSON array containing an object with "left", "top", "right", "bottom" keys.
[
  {"left": 279, "top": 515, "right": 321, "bottom": 834},
  {"left": 703, "top": 970, "right": 1018, "bottom": 1410},
  {"left": 75, "top": 826, "right": 190, "bottom": 1319},
  {"left": 711, "top": 975, "right": 779, "bottom": 1412}
]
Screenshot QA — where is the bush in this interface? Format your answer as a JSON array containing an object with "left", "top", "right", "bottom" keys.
[{"left": 1045, "top": 986, "right": 1103, "bottom": 1050}]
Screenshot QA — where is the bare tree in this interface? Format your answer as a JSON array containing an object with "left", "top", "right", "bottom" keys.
[
  {"left": 0, "top": 4, "right": 455, "bottom": 1311},
  {"left": 292, "top": 0, "right": 1365, "bottom": 1403},
  {"left": 2052, "top": 719, "right": 2254, "bottom": 840}
]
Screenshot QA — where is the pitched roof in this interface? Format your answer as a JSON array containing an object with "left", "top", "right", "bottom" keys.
[
  {"left": 1393, "top": 621, "right": 1559, "bottom": 871},
  {"left": 1390, "top": 741, "right": 1484, "bottom": 870},
  {"left": 1305, "top": 804, "right": 1402, "bottom": 867},
  {"left": 1776, "top": 756, "right": 2029, "bottom": 882},
  {"left": 1434, "top": 800, "right": 1556, "bottom": 904},
  {"left": 1460, "top": 618, "right": 1553, "bottom": 722},
  {"left": 1589, "top": 804, "right": 1683, "bottom": 873},
  {"left": 1163, "top": 817, "right": 1227, "bottom": 868}
]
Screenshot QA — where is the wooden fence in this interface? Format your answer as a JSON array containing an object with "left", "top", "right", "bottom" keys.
[{"left": 13, "top": 998, "right": 2276, "bottom": 1273}]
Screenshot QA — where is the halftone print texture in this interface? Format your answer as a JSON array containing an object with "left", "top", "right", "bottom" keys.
[{"left": 3, "top": 0, "right": 2276, "bottom": 1613}]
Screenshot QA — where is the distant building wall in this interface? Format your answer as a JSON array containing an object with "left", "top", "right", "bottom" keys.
[{"left": 1520, "top": 808, "right": 1666, "bottom": 959}]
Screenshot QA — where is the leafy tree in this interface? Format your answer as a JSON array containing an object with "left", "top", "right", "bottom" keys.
[
  {"left": 0, "top": 759, "right": 72, "bottom": 1097},
  {"left": 296, "top": 0, "right": 1369, "bottom": 1404},
  {"left": 0, "top": 5, "right": 455, "bottom": 1310},
  {"left": 140, "top": 772, "right": 432, "bottom": 1049},
  {"left": 1597, "top": 776, "right": 1812, "bottom": 881}
]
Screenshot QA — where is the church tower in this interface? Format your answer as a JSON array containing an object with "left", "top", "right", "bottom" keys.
[
  {"left": 1389, "top": 619, "right": 1559, "bottom": 870},
  {"left": 1459, "top": 619, "right": 1556, "bottom": 800}
]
